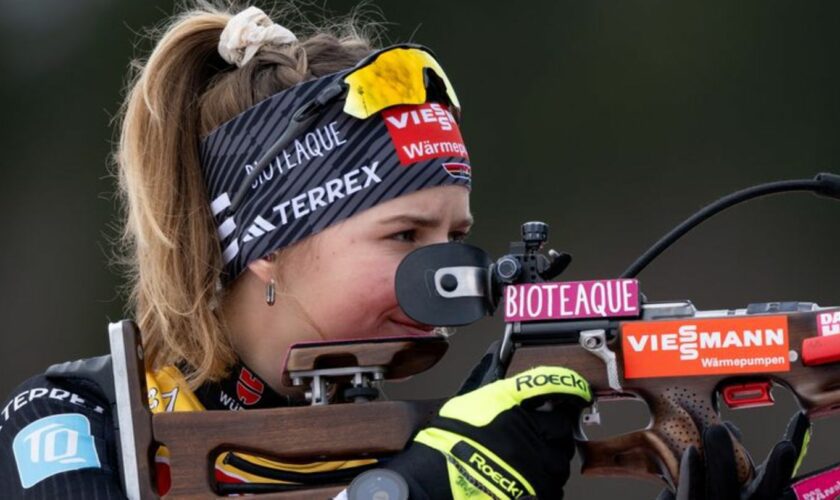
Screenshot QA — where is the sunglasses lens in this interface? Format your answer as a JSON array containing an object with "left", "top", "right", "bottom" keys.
[{"left": 343, "top": 47, "right": 460, "bottom": 119}]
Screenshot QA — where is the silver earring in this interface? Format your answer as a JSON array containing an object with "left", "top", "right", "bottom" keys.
[{"left": 266, "top": 278, "right": 276, "bottom": 306}]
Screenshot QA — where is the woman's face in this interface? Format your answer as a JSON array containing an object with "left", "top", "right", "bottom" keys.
[{"left": 271, "top": 185, "right": 472, "bottom": 341}]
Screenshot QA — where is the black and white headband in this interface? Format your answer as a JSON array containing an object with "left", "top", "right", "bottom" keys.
[{"left": 199, "top": 52, "right": 471, "bottom": 284}]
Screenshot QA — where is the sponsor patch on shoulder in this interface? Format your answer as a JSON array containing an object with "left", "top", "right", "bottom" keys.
[
  {"left": 12, "top": 413, "right": 101, "bottom": 488},
  {"left": 621, "top": 316, "right": 790, "bottom": 379}
]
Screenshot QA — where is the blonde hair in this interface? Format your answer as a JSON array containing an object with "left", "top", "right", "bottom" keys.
[{"left": 113, "top": 1, "right": 377, "bottom": 387}]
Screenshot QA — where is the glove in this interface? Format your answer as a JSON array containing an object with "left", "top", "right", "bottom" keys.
[
  {"left": 657, "top": 411, "right": 811, "bottom": 500},
  {"left": 383, "top": 365, "right": 592, "bottom": 499}
]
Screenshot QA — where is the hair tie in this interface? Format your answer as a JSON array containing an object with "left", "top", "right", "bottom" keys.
[{"left": 218, "top": 6, "right": 298, "bottom": 67}]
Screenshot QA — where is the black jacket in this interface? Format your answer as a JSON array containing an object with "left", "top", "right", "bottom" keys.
[{"left": 0, "top": 358, "right": 123, "bottom": 499}]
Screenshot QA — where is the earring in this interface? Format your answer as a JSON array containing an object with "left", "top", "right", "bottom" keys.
[{"left": 266, "top": 278, "right": 276, "bottom": 306}]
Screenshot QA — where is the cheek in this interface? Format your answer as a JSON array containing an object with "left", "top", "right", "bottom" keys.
[
  {"left": 340, "top": 261, "right": 393, "bottom": 297},
  {"left": 306, "top": 253, "right": 402, "bottom": 336}
]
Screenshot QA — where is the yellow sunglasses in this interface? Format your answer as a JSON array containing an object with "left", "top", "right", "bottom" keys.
[{"left": 343, "top": 45, "right": 461, "bottom": 119}]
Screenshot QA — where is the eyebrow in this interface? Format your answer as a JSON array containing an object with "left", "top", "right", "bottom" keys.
[{"left": 379, "top": 213, "right": 474, "bottom": 229}]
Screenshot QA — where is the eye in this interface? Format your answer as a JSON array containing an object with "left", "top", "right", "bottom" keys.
[
  {"left": 390, "top": 229, "right": 416, "bottom": 243},
  {"left": 449, "top": 230, "right": 470, "bottom": 243}
]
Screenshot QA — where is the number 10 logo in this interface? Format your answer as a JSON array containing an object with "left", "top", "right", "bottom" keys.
[{"left": 13, "top": 413, "right": 101, "bottom": 488}]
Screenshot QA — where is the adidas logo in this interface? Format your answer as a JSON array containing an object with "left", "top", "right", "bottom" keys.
[{"left": 242, "top": 216, "right": 277, "bottom": 243}]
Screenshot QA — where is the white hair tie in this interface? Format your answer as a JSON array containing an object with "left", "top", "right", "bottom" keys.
[{"left": 218, "top": 6, "right": 298, "bottom": 68}]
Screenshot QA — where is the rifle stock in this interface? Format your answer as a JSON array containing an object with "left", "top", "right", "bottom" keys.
[{"left": 153, "top": 400, "right": 442, "bottom": 498}]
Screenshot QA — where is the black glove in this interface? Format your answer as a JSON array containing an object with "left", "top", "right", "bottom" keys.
[
  {"left": 657, "top": 411, "right": 811, "bottom": 500},
  {"left": 382, "top": 364, "right": 592, "bottom": 499}
]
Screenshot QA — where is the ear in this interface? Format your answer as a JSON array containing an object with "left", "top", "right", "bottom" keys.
[{"left": 246, "top": 253, "right": 277, "bottom": 284}]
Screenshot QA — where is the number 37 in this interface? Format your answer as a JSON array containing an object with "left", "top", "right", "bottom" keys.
[{"left": 147, "top": 387, "right": 179, "bottom": 412}]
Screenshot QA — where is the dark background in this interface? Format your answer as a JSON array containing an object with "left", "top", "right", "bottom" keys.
[{"left": 2, "top": 1, "right": 839, "bottom": 497}]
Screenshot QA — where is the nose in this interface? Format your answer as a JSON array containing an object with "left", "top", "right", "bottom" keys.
[{"left": 428, "top": 228, "right": 452, "bottom": 245}]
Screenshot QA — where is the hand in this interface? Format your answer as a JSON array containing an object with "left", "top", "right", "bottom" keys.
[
  {"left": 657, "top": 412, "right": 810, "bottom": 500},
  {"left": 383, "top": 365, "right": 592, "bottom": 499}
]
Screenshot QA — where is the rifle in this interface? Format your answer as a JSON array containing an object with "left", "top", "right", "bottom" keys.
[{"left": 111, "top": 173, "right": 840, "bottom": 498}]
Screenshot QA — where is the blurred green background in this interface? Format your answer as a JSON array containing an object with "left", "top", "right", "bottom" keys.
[{"left": 2, "top": 0, "right": 839, "bottom": 497}]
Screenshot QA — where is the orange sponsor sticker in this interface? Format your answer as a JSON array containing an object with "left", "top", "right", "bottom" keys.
[{"left": 621, "top": 315, "right": 790, "bottom": 379}]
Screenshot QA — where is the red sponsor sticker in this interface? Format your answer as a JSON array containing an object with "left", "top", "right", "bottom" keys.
[
  {"left": 621, "top": 316, "right": 790, "bottom": 379},
  {"left": 382, "top": 103, "right": 469, "bottom": 165},
  {"left": 236, "top": 367, "right": 264, "bottom": 406}
]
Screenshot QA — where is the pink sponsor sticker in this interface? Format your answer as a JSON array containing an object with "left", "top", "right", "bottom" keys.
[
  {"left": 792, "top": 464, "right": 840, "bottom": 500},
  {"left": 818, "top": 310, "right": 840, "bottom": 337},
  {"left": 504, "top": 279, "right": 640, "bottom": 322}
]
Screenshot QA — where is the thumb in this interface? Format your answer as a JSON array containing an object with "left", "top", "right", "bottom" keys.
[
  {"left": 746, "top": 441, "right": 796, "bottom": 499},
  {"left": 676, "top": 445, "right": 705, "bottom": 500}
]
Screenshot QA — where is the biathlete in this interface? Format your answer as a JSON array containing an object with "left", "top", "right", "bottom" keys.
[{"left": 0, "top": 3, "right": 823, "bottom": 499}]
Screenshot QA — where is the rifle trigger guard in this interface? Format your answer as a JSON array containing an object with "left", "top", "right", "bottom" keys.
[{"left": 580, "top": 329, "right": 623, "bottom": 392}]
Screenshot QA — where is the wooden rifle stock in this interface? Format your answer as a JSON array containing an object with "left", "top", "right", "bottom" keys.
[{"left": 154, "top": 401, "right": 441, "bottom": 499}]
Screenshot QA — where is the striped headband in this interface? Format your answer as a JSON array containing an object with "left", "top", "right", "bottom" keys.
[{"left": 199, "top": 45, "right": 471, "bottom": 284}]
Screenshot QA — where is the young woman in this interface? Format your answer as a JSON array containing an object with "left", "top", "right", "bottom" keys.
[
  {"left": 0, "top": 3, "right": 813, "bottom": 499},
  {"left": 0, "top": 3, "right": 592, "bottom": 498}
]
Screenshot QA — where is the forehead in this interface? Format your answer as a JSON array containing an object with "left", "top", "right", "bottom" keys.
[
  {"left": 368, "top": 185, "right": 471, "bottom": 219},
  {"left": 323, "top": 185, "right": 471, "bottom": 236}
]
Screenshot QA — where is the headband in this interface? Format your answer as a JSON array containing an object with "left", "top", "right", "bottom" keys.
[{"left": 199, "top": 46, "right": 472, "bottom": 284}]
